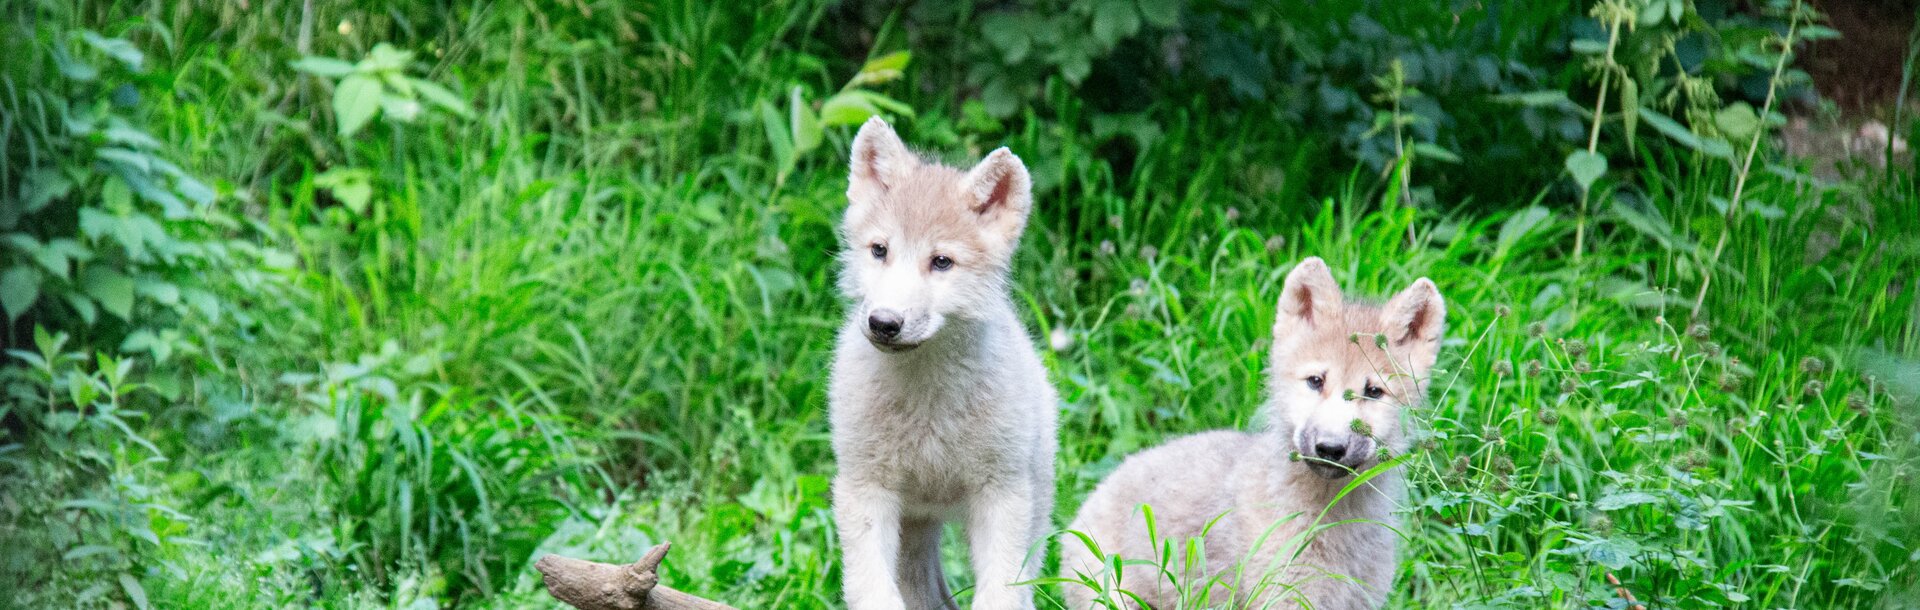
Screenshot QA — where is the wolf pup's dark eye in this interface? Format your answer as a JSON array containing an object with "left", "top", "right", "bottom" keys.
[
  {"left": 870, "top": 244, "right": 887, "bottom": 259},
  {"left": 1364, "top": 383, "right": 1385, "bottom": 399},
  {"left": 1306, "top": 375, "right": 1324, "bottom": 392},
  {"left": 931, "top": 255, "right": 954, "bottom": 271}
]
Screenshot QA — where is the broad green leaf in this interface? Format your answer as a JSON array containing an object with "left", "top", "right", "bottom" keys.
[
  {"left": 409, "top": 78, "right": 474, "bottom": 118},
  {"left": 290, "top": 56, "right": 356, "bottom": 77},
  {"left": 381, "top": 95, "right": 423, "bottom": 123},
  {"left": 1594, "top": 490, "right": 1661, "bottom": 511},
  {"left": 1564, "top": 151, "right": 1607, "bottom": 190},
  {"left": 119, "top": 573, "right": 150, "bottom": 610},
  {"left": 1412, "top": 142, "right": 1461, "bottom": 163},
  {"left": 314, "top": 168, "right": 374, "bottom": 214},
  {"left": 1620, "top": 77, "right": 1639, "bottom": 151},
  {"left": 22, "top": 169, "right": 74, "bottom": 213},
  {"left": 820, "top": 91, "right": 882, "bottom": 126},
  {"left": 135, "top": 276, "right": 180, "bottom": 305},
  {"left": 1714, "top": 102, "right": 1759, "bottom": 142},
  {"left": 758, "top": 100, "right": 795, "bottom": 180},
  {"left": 1, "top": 266, "right": 41, "bottom": 321},
  {"left": 789, "top": 86, "right": 822, "bottom": 156},
  {"left": 1496, "top": 206, "right": 1551, "bottom": 253},
  {"left": 333, "top": 74, "right": 383, "bottom": 137},
  {"left": 363, "top": 43, "right": 414, "bottom": 72},
  {"left": 78, "top": 208, "right": 117, "bottom": 241},
  {"left": 1137, "top": 0, "right": 1178, "bottom": 27},
  {"left": 65, "top": 293, "right": 98, "bottom": 325},
  {"left": 980, "top": 15, "right": 1032, "bottom": 63},
  {"left": 848, "top": 51, "right": 912, "bottom": 88},
  {"left": 1491, "top": 90, "right": 1574, "bottom": 108},
  {"left": 1569, "top": 39, "right": 1606, "bottom": 54},
  {"left": 83, "top": 266, "right": 136, "bottom": 320},
  {"left": 96, "top": 147, "right": 153, "bottom": 172},
  {"left": 1639, "top": 107, "right": 1735, "bottom": 160},
  {"left": 1092, "top": 0, "right": 1143, "bottom": 45},
  {"left": 81, "top": 31, "right": 143, "bottom": 70}
]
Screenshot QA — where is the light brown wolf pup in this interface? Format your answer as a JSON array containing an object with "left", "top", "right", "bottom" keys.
[
  {"left": 1061, "top": 257, "right": 1446, "bottom": 610},
  {"left": 830, "top": 118, "right": 1059, "bottom": 610}
]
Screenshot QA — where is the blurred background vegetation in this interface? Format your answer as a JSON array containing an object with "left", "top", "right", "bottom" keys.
[{"left": 2, "top": 0, "right": 1917, "bottom": 608}]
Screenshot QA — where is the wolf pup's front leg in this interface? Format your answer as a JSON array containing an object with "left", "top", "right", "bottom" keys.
[
  {"left": 829, "top": 117, "right": 1058, "bottom": 610},
  {"left": 834, "top": 480, "right": 907, "bottom": 610}
]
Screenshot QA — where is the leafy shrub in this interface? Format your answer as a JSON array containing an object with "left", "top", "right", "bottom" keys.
[{"left": 287, "top": 342, "right": 594, "bottom": 600}]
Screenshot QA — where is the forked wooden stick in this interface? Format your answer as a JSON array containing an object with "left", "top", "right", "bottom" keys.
[{"left": 534, "top": 543, "right": 738, "bottom": 610}]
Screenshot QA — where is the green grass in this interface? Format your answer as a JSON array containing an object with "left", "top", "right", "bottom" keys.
[{"left": 3, "top": 1, "right": 1918, "bottom": 609}]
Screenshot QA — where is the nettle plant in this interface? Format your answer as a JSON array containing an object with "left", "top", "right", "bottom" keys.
[
  {"left": 1, "top": 29, "right": 255, "bottom": 369},
  {"left": 291, "top": 42, "right": 475, "bottom": 216}
]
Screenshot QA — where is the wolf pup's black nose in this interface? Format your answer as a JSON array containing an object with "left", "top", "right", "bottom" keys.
[
  {"left": 868, "top": 309, "right": 904, "bottom": 338},
  {"left": 1313, "top": 440, "right": 1348, "bottom": 463}
]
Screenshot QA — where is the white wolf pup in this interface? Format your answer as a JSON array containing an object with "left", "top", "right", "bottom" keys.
[
  {"left": 830, "top": 117, "right": 1059, "bottom": 610},
  {"left": 1060, "top": 257, "right": 1446, "bottom": 610}
]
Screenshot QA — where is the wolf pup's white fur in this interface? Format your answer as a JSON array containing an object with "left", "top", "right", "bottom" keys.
[
  {"left": 1060, "top": 257, "right": 1446, "bottom": 610},
  {"left": 830, "top": 118, "right": 1059, "bottom": 610}
]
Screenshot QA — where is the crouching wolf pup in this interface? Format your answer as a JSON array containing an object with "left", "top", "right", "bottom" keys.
[
  {"left": 1060, "top": 257, "right": 1446, "bottom": 610},
  {"left": 830, "top": 117, "right": 1059, "bottom": 610}
]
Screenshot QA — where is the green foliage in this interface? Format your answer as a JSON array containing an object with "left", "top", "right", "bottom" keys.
[
  {"left": 1, "top": 1, "right": 1916, "bottom": 609},
  {"left": 292, "top": 43, "right": 476, "bottom": 138},
  {"left": 1, "top": 26, "right": 247, "bottom": 363}
]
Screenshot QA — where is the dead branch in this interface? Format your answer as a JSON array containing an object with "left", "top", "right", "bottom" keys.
[{"left": 534, "top": 543, "right": 738, "bottom": 610}]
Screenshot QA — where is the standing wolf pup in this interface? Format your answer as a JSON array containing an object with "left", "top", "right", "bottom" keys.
[
  {"left": 830, "top": 118, "right": 1059, "bottom": 610},
  {"left": 1061, "top": 258, "right": 1446, "bottom": 610}
]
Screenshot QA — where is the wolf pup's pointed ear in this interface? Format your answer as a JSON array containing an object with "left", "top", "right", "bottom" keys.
[
  {"left": 849, "top": 117, "right": 913, "bottom": 193},
  {"left": 1275, "top": 257, "right": 1342, "bottom": 337},
  {"left": 1382, "top": 278, "right": 1447, "bottom": 371},
  {"left": 960, "top": 147, "right": 1034, "bottom": 242}
]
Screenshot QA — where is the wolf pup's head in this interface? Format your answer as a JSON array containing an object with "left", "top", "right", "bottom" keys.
[
  {"left": 838, "top": 118, "right": 1034, "bottom": 352},
  {"left": 1266, "top": 257, "right": 1446, "bottom": 479}
]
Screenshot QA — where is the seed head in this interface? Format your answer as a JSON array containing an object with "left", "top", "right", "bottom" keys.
[
  {"left": 1098, "top": 240, "right": 1116, "bottom": 256},
  {"left": 1264, "top": 234, "right": 1286, "bottom": 253},
  {"left": 1492, "top": 455, "right": 1515, "bottom": 475},
  {"left": 1587, "top": 513, "right": 1614, "bottom": 534},
  {"left": 1524, "top": 359, "right": 1543, "bottom": 377},
  {"left": 1543, "top": 449, "right": 1563, "bottom": 466},
  {"left": 1527, "top": 322, "right": 1546, "bottom": 338},
  {"left": 1803, "top": 380, "right": 1825, "bottom": 397},
  {"left": 1450, "top": 455, "right": 1470, "bottom": 474},
  {"left": 1536, "top": 407, "right": 1561, "bottom": 426},
  {"left": 1688, "top": 323, "right": 1711, "bottom": 341},
  {"left": 1140, "top": 245, "right": 1159, "bottom": 260},
  {"left": 1701, "top": 341, "right": 1723, "bottom": 358},
  {"left": 1495, "top": 304, "right": 1512, "bottom": 318},
  {"left": 1418, "top": 438, "right": 1439, "bottom": 452},
  {"left": 1573, "top": 360, "right": 1592, "bottom": 374},
  {"left": 1799, "top": 356, "right": 1826, "bottom": 375},
  {"left": 1226, "top": 207, "right": 1242, "bottom": 222},
  {"left": 1482, "top": 425, "right": 1503, "bottom": 444},
  {"left": 1493, "top": 360, "right": 1513, "bottom": 377},
  {"left": 1560, "top": 378, "right": 1578, "bottom": 394},
  {"left": 1682, "top": 450, "right": 1709, "bottom": 472},
  {"left": 1343, "top": 389, "right": 1358, "bottom": 401},
  {"left": 1717, "top": 371, "right": 1742, "bottom": 392},
  {"left": 1564, "top": 339, "right": 1589, "bottom": 359},
  {"left": 1374, "top": 334, "right": 1388, "bottom": 349},
  {"left": 1130, "top": 278, "right": 1148, "bottom": 296},
  {"left": 1846, "top": 390, "right": 1870, "bottom": 415},
  {"left": 1108, "top": 215, "right": 1123, "bottom": 229},
  {"left": 1669, "top": 412, "right": 1689, "bottom": 429},
  {"left": 1491, "top": 478, "right": 1511, "bottom": 493},
  {"left": 1289, "top": 451, "right": 1303, "bottom": 462},
  {"left": 1350, "top": 418, "right": 1374, "bottom": 436}
]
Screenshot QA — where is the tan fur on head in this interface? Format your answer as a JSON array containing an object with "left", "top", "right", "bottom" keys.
[
  {"left": 1267, "top": 257, "right": 1447, "bottom": 478},
  {"left": 840, "top": 118, "right": 1037, "bottom": 349}
]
